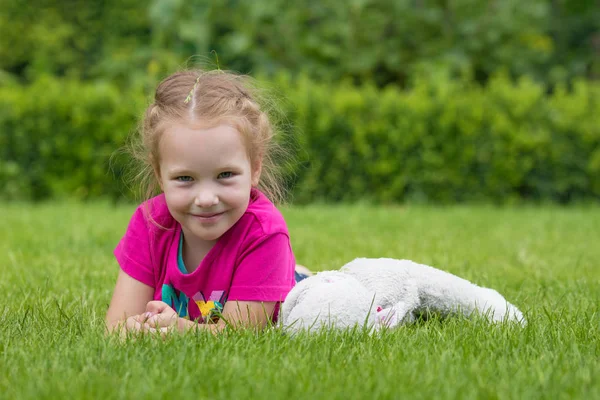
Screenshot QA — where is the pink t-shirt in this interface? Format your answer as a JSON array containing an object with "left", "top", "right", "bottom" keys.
[{"left": 114, "top": 189, "right": 296, "bottom": 322}]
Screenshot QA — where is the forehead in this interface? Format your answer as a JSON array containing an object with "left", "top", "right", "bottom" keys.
[{"left": 159, "top": 122, "right": 250, "bottom": 167}]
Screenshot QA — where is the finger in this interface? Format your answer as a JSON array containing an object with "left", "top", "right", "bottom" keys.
[
  {"left": 159, "top": 327, "right": 170, "bottom": 338},
  {"left": 147, "top": 314, "right": 178, "bottom": 328},
  {"left": 126, "top": 316, "right": 144, "bottom": 330},
  {"left": 132, "top": 313, "right": 149, "bottom": 324},
  {"left": 128, "top": 315, "right": 159, "bottom": 331},
  {"left": 146, "top": 315, "right": 161, "bottom": 328},
  {"left": 135, "top": 312, "right": 157, "bottom": 323},
  {"left": 148, "top": 327, "right": 171, "bottom": 334},
  {"left": 147, "top": 326, "right": 172, "bottom": 339},
  {"left": 146, "top": 301, "right": 171, "bottom": 314},
  {"left": 123, "top": 317, "right": 152, "bottom": 337}
]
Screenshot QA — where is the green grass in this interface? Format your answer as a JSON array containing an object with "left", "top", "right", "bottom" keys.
[{"left": 1, "top": 202, "right": 598, "bottom": 399}]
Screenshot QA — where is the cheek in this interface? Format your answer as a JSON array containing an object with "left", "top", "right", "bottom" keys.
[
  {"left": 164, "top": 188, "right": 188, "bottom": 210},
  {"left": 223, "top": 186, "right": 251, "bottom": 207}
]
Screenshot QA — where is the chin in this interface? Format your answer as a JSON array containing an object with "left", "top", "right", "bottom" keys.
[
  {"left": 195, "top": 229, "right": 227, "bottom": 242},
  {"left": 203, "top": 233, "right": 224, "bottom": 241}
]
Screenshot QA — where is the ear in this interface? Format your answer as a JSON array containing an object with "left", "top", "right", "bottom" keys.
[{"left": 251, "top": 157, "right": 262, "bottom": 187}]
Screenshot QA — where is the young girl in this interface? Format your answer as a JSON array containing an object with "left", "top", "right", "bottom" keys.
[{"left": 105, "top": 70, "right": 308, "bottom": 335}]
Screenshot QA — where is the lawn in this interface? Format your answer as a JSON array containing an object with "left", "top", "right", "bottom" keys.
[{"left": 0, "top": 201, "right": 598, "bottom": 399}]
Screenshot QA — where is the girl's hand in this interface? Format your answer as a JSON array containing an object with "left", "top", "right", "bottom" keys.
[
  {"left": 141, "top": 301, "right": 180, "bottom": 331},
  {"left": 116, "top": 314, "right": 157, "bottom": 339},
  {"left": 116, "top": 304, "right": 176, "bottom": 338}
]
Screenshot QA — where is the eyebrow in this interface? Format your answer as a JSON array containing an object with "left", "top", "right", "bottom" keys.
[
  {"left": 166, "top": 165, "right": 244, "bottom": 176},
  {"left": 166, "top": 168, "right": 194, "bottom": 176}
]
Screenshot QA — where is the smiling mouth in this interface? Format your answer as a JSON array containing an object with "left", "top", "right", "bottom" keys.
[{"left": 193, "top": 211, "right": 225, "bottom": 220}]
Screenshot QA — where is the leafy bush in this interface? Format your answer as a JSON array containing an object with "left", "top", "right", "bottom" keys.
[
  {"left": 1, "top": 73, "right": 598, "bottom": 203},
  {"left": 284, "top": 72, "right": 600, "bottom": 203},
  {"left": 0, "top": 77, "right": 141, "bottom": 200}
]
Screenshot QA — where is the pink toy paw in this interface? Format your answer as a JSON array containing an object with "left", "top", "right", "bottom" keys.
[{"left": 376, "top": 307, "right": 399, "bottom": 328}]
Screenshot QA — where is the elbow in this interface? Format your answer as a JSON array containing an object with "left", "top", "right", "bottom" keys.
[
  {"left": 104, "top": 318, "right": 119, "bottom": 336},
  {"left": 104, "top": 313, "right": 127, "bottom": 336}
]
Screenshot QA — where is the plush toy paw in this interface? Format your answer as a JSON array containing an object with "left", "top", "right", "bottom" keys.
[
  {"left": 375, "top": 301, "right": 416, "bottom": 329},
  {"left": 376, "top": 306, "right": 398, "bottom": 328}
]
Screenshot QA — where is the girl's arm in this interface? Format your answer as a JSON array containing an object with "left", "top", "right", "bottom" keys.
[
  {"left": 220, "top": 300, "right": 277, "bottom": 329},
  {"left": 105, "top": 270, "right": 155, "bottom": 333},
  {"left": 143, "top": 300, "right": 277, "bottom": 334}
]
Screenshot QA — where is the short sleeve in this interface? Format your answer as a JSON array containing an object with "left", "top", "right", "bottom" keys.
[
  {"left": 114, "top": 206, "right": 156, "bottom": 288},
  {"left": 228, "top": 233, "right": 295, "bottom": 302}
]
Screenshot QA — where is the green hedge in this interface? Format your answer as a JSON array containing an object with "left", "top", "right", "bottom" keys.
[
  {"left": 285, "top": 72, "right": 600, "bottom": 203},
  {"left": 1, "top": 73, "right": 599, "bottom": 203},
  {"left": 0, "top": 77, "right": 142, "bottom": 201}
]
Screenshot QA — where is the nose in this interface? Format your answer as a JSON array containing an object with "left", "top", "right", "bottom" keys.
[{"left": 194, "top": 187, "right": 219, "bottom": 208}]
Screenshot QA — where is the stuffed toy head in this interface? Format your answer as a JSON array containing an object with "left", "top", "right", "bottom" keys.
[{"left": 280, "top": 271, "right": 382, "bottom": 333}]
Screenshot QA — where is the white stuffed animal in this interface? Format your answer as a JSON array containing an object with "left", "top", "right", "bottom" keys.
[{"left": 281, "top": 258, "right": 525, "bottom": 333}]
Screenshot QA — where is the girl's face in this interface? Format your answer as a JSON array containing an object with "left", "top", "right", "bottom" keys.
[{"left": 157, "top": 122, "right": 260, "bottom": 245}]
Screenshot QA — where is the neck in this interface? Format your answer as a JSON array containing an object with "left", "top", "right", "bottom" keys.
[{"left": 181, "top": 229, "right": 217, "bottom": 273}]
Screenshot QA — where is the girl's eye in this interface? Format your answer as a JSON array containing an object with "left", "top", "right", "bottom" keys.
[
  {"left": 218, "top": 171, "right": 234, "bottom": 179},
  {"left": 176, "top": 176, "right": 193, "bottom": 182}
]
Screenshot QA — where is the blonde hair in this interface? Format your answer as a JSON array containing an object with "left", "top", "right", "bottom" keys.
[{"left": 127, "top": 69, "right": 292, "bottom": 204}]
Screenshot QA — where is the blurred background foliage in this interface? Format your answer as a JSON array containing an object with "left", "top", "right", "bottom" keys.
[{"left": 1, "top": 0, "right": 599, "bottom": 203}]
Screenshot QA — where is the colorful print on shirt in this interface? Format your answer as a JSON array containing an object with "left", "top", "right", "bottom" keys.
[{"left": 161, "top": 284, "right": 226, "bottom": 323}]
